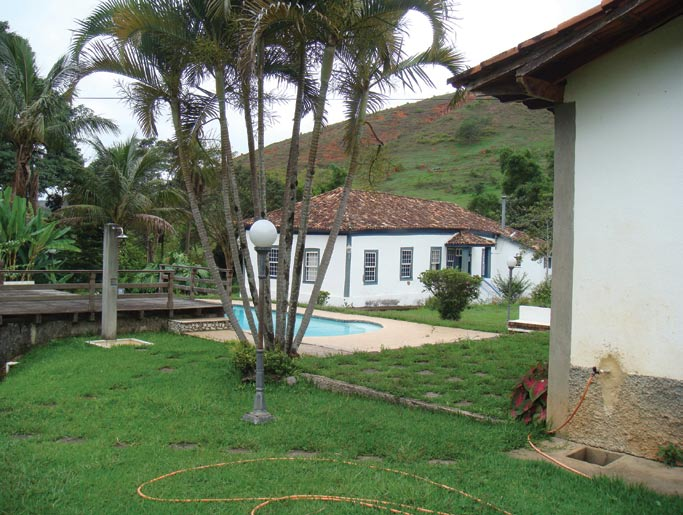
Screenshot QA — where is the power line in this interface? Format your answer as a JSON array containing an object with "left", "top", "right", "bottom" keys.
[{"left": 76, "top": 95, "right": 455, "bottom": 102}]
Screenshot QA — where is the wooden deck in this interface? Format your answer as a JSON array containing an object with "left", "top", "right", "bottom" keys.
[
  {"left": 0, "top": 266, "right": 230, "bottom": 325},
  {"left": 0, "top": 289, "right": 224, "bottom": 324}
]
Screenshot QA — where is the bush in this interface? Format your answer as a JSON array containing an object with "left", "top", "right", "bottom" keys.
[
  {"left": 232, "top": 340, "right": 297, "bottom": 381},
  {"left": 531, "top": 277, "right": 551, "bottom": 307},
  {"left": 657, "top": 443, "right": 683, "bottom": 467},
  {"left": 418, "top": 269, "right": 481, "bottom": 320},
  {"left": 316, "top": 290, "right": 330, "bottom": 306},
  {"left": 493, "top": 271, "right": 531, "bottom": 304},
  {"left": 456, "top": 115, "right": 493, "bottom": 145}
]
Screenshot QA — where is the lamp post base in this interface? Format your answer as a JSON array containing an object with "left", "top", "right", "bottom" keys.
[{"left": 242, "top": 409, "right": 274, "bottom": 424}]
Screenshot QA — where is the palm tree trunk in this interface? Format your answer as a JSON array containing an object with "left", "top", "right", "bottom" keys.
[
  {"left": 13, "top": 145, "right": 32, "bottom": 205},
  {"left": 285, "top": 43, "right": 335, "bottom": 353},
  {"left": 291, "top": 88, "right": 370, "bottom": 352},
  {"left": 274, "top": 43, "right": 307, "bottom": 349},
  {"left": 215, "top": 69, "right": 259, "bottom": 337},
  {"left": 170, "top": 100, "right": 248, "bottom": 342}
]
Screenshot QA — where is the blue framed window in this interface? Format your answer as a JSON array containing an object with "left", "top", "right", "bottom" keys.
[
  {"left": 430, "top": 247, "right": 442, "bottom": 270},
  {"left": 364, "top": 250, "right": 378, "bottom": 284},
  {"left": 303, "top": 249, "right": 319, "bottom": 283},
  {"left": 268, "top": 247, "right": 278, "bottom": 278},
  {"left": 400, "top": 247, "right": 413, "bottom": 280}
]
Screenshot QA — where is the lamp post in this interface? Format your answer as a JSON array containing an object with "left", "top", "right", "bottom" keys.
[
  {"left": 506, "top": 256, "right": 518, "bottom": 327},
  {"left": 101, "top": 223, "right": 127, "bottom": 340},
  {"left": 243, "top": 218, "right": 277, "bottom": 424}
]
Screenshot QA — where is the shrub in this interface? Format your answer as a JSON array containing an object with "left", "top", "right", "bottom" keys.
[
  {"left": 531, "top": 277, "right": 552, "bottom": 307},
  {"left": 511, "top": 362, "right": 548, "bottom": 425},
  {"left": 657, "top": 443, "right": 683, "bottom": 467},
  {"left": 456, "top": 115, "right": 493, "bottom": 145},
  {"left": 493, "top": 271, "right": 531, "bottom": 304},
  {"left": 232, "top": 340, "right": 297, "bottom": 381},
  {"left": 316, "top": 290, "right": 330, "bottom": 306},
  {"left": 418, "top": 269, "right": 481, "bottom": 320}
]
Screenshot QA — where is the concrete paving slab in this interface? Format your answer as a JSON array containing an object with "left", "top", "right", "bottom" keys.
[
  {"left": 189, "top": 307, "right": 497, "bottom": 355},
  {"left": 509, "top": 437, "right": 683, "bottom": 496}
]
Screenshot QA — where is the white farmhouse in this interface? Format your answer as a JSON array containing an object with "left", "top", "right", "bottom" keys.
[
  {"left": 450, "top": 0, "right": 682, "bottom": 459},
  {"left": 247, "top": 188, "right": 548, "bottom": 308}
]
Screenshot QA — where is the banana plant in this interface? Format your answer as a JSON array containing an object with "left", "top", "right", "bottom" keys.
[{"left": 0, "top": 188, "right": 79, "bottom": 280}]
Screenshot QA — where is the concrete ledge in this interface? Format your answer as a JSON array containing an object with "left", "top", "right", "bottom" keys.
[
  {"left": 168, "top": 317, "right": 231, "bottom": 334},
  {"left": 301, "top": 373, "right": 501, "bottom": 424}
]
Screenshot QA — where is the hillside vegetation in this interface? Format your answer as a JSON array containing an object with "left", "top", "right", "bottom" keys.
[{"left": 243, "top": 94, "right": 554, "bottom": 208}]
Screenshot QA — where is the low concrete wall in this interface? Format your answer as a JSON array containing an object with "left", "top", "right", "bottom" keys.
[
  {"left": 559, "top": 365, "right": 683, "bottom": 459},
  {"left": 168, "top": 318, "right": 231, "bottom": 334},
  {"left": 0, "top": 316, "right": 169, "bottom": 377}
]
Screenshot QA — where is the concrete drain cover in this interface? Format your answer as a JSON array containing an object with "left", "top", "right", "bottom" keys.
[
  {"left": 88, "top": 338, "right": 153, "bottom": 348},
  {"left": 567, "top": 446, "right": 623, "bottom": 466}
]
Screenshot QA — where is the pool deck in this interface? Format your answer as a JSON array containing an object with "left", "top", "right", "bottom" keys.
[{"left": 188, "top": 304, "right": 498, "bottom": 356}]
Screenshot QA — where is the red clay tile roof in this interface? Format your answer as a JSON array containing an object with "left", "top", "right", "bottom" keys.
[
  {"left": 262, "top": 188, "right": 518, "bottom": 239},
  {"left": 447, "top": 232, "right": 495, "bottom": 247},
  {"left": 449, "top": 0, "right": 683, "bottom": 109}
]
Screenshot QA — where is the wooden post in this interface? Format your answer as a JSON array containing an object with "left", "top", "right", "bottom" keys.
[
  {"left": 88, "top": 272, "right": 96, "bottom": 321},
  {"left": 0, "top": 259, "right": 4, "bottom": 286},
  {"left": 189, "top": 267, "right": 196, "bottom": 299},
  {"left": 167, "top": 270, "right": 174, "bottom": 316}
]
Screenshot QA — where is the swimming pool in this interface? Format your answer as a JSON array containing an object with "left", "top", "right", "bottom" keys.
[{"left": 230, "top": 305, "right": 381, "bottom": 337}]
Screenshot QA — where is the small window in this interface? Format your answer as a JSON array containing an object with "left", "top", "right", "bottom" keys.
[
  {"left": 544, "top": 255, "right": 552, "bottom": 270},
  {"left": 400, "top": 247, "right": 413, "bottom": 280},
  {"left": 268, "top": 247, "right": 278, "bottom": 278},
  {"left": 303, "top": 249, "right": 319, "bottom": 283},
  {"left": 430, "top": 247, "right": 442, "bottom": 270},
  {"left": 364, "top": 250, "right": 378, "bottom": 284}
]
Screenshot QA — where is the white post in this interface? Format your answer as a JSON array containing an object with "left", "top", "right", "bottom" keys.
[{"left": 102, "top": 224, "right": 120, "bottom": 340}]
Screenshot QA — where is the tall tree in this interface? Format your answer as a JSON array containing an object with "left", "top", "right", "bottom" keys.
[
  {"left": 72, "top": 0, "right": 250, "bottom": 340},
  {"left": 290, "top": 1, "right": 464, "bottom": 353},
  {"left": 0, "top": 30, "right": 117, "bottom": 212},
  {"left": 59, "top": 136, "right": 181, "bottom": 261}
]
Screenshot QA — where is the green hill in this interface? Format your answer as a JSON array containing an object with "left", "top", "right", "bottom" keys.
[{"left": 242, "top": 94, "right": 554, "bottom": 208}]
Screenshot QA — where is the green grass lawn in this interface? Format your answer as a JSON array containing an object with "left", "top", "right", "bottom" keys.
[
  {"left": 298, "top": 331, "right": 548, "bottom": 419},
  {"left": 320, "top": 302, "right": 519, "bottom": 333},
  {"left": 1, "top": 332, "right": 681, "bottom": 514}
]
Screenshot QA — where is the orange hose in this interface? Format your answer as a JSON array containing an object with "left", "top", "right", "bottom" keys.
[
  {"left": 137, "top": 457, "right": 514, "bottom": 515},
  {"left": 528, "top": 370, "right": 597, "bottom": 478}
]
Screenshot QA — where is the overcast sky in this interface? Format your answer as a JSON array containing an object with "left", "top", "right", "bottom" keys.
[{"left": 3, "top": 0, "right": 597, "bottom": 159}]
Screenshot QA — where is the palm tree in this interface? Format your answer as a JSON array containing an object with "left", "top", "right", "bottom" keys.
[
  {"left": 0, "top": 31, "right": 117, "bottom": 212},
  {"left": 72, "top": 0, "right": 250, "bottom": 341},
  {"left": 290, "top": 1, "right": 464, "bottom": 353},
  {"left": 59, "top": 136, "right": 181, "bottom": 258}
]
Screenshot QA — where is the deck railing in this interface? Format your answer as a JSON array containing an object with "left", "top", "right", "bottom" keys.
[{"left": 0, "top": 265, "right": 233, "bottom": 313}]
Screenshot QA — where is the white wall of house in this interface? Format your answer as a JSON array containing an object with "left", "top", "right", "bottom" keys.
[
  {"left": 564, "top": 16, "right": 683, "bottom": 381},
  {"left": 247, "top": 229, "right": 547, "bottom": 307},
  {"left": 491, "top": 236, "right": 549, "bottom": 286}
]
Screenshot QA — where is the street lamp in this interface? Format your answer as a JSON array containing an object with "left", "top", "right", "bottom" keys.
[
  {"left": 243, "top": 218, "right": 277, "bottom": 424},
  {"left": 506, "top": 255, "right": 518, "bottom": 327}
]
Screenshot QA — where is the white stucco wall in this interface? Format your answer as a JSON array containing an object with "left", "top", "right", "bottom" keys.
[
  {"left": 564, "top": 16, "right": 683, "bottom": 380},
  {"left": 247, "top": 229, "right": 546, "bottom": 307}
]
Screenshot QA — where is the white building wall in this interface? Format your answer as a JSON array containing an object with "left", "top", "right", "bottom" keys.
[
  {"left": 564, "top": 16, "right": 683, "bottom": 380},
  {"left": 491, "top": 237, "right": 548, "bottom": 286},
  {"left": 248, "top": 229, "right": 546, "bottom": 307}
]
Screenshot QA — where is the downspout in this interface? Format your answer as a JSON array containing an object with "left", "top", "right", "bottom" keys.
[{"left": 343, "top": 234, "right": 352, "bottom": 299}]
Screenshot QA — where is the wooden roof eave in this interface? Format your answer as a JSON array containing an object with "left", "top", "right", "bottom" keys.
[{"left": 449, "top": 0, "right": 675, "bottom": 107}]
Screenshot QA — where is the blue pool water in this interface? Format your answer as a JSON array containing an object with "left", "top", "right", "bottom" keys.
[{"left": 229, "top": 305, "right": 381, "bottom": 337}]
